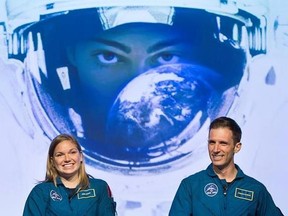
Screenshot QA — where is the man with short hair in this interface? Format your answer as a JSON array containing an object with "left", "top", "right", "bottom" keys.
[{"left": 169, "top": 116, "right": 283, "bottom": 216}]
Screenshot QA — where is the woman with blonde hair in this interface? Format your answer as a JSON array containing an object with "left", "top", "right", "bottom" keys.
[{"left": 23, "top": 134, "right": 116, "bottom": 215}]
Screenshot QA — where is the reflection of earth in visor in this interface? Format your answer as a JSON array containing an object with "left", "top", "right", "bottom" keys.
[{"left": 82, "top": 63, "right": 227, "bottom": 169}]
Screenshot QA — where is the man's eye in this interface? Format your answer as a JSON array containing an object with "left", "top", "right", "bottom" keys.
[
  {"left": 157, "top": 53, "right": 180, "bottom": 64},
  {"left": 97, "top": 52, "right": 119, "bottom": 64}
]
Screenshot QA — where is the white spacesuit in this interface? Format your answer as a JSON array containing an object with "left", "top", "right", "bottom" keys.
[{"left": 0, "top": 0, "right": 287, "bottom": 215}]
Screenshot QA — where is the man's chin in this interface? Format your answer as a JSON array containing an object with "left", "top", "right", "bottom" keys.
[{"left": 212, "top": 161, "right": 225, "bottom": 168}]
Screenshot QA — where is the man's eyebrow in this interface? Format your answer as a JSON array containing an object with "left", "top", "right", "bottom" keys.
[
  {"left": 147, "top": 39, "right": 180, "bottom": 54},
  {"left": 92, "top": 38, "right": 131, "bottom": 53}
]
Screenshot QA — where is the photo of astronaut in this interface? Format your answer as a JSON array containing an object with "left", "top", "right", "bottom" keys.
[{"left": 0, "top": 0, "right": 287, "bottom": 215}]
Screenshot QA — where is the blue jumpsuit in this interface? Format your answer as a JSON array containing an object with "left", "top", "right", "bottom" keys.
[
  {"left": 169, "top": 164, "right": 283, "bottom": 216},
  {"left": 23, "top": 176, "right": 116, "bottom": 216}
]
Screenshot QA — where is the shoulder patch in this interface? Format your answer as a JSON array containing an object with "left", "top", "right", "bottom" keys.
[
  {"left": 204, "top": 183, "right": 218, "bottom": 197},
  {"left": 78, "top": 189, "right": 96, "bottom": 199},
  {"left": 235, "top": 188, "right": 254, "bottom": 201},
  {"left": 50, "top": 190, "right": 62, "bottom": 201}
]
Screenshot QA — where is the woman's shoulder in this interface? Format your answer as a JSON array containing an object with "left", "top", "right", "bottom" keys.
[
  {"left": 26, "top": 181, "right": 55, "bottom": 199},
  {"left": 88, "top": 176, "right": 113, "bottom": 192},
  {"left": 88, "top": 176, "right": 109, "bottom": 186},
  {"left": 31, "top": 181, "right": 55, "bottom": 191}
]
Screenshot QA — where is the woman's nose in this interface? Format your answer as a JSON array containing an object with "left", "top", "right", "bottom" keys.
[{"left": 64, "top": 153, "right": 71, "bottom": 161}]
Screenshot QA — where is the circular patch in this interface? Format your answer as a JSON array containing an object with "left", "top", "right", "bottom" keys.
[
  {"left": 50, "top": 190, "right": 62, "bottom": 201},
  {"left": 204, "top": 183, "right": 218, "bottom": 197}
]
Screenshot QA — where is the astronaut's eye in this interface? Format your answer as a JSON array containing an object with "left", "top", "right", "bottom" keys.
[
  {"left": 96, "top": 52, "right": 119, "bottom": 64},
  {"left": 157, "top": 53, "right": 180, "bottom": 64}
]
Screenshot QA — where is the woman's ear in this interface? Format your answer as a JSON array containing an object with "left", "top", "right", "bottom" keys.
[
  {"left": 80, "top": 151, "right": 83, "bottom": 163},
  {"left": 50, "top": 157, "right": 55, "bottom": 167}
]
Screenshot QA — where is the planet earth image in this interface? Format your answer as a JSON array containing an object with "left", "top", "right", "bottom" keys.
[{"left": 101, "top": 63, "right": 230, "bottom": 166}]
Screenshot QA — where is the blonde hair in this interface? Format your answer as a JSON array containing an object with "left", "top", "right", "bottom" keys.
[{"left": 45, "top": 134, "right": 89, "bottom": 189}]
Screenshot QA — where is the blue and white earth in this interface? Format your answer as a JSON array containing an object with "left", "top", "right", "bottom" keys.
[{"left": 105, "top": 63, "right": 229, "bottom": 165}]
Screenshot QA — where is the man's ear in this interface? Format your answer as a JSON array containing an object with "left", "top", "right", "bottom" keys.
[{"left": 234, "top": 142, "right": 242, "bottom": 153}]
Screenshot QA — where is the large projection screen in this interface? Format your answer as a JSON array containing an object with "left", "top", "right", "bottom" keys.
[{"left": 0, "top": 0, "right": 287, "bottom": 215}]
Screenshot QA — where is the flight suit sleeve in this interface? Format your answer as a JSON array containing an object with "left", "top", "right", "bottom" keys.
[
  {"left": 256, "top": 185, "right": 284, "bottom": 216},
  {"left": 23, "top": 186, "right": 48, "bottom": 216},
  {"left": 97, "top": 182, "right": 117, "bottom": 216},
  {"left": 169, "top": 179, "right": 193, "bottom": 216}
]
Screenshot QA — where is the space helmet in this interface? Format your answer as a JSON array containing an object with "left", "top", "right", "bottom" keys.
[{"left": 4, "top": 0, "right": 267, "bottom": 173}]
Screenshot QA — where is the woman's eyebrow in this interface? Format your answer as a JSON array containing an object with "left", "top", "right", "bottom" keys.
[
  {"left": 92, "top": 38, "right": 131, "bottom": 53},
  {"left": 54, "top": 148, "right": 78, "bottom": 154},
  {"left": 146, "top": 39, "right": 180, "bottom": 54}
]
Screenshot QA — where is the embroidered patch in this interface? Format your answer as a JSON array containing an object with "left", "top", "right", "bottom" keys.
[
  {"left": 50, "top": 190, "right": 62, "bottom": 201},
  {"left": 78, "top": 189, "right": 96, "bottom": 199},
  {"left": 204, "top": 183, "right": 218, "bottom": 197},
  {"left": 235, "top": 188, "right": 254, "bottom": 201}
]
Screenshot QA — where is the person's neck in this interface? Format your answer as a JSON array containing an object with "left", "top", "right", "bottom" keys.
[
  {"left": 213, "top": 163, "right": 238, "bottom": 183},
  {"left": 60, "top": 175, "right": 80, "bottom": 188}
]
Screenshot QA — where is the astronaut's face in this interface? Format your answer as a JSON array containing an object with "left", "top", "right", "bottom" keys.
[
  {"left": 68, "top": 23, "right": 198, "bottom": 100},
  {"left": 67, "top": 23, "right": 201, "bottom": 139},
  {"left": 208, "top": 127, "right": 241, "bottom": 170},
  {"left": 52, "top": 140, "right": 83, "bottom": 180}
]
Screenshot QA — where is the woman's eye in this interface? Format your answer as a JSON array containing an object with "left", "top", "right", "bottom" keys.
[
  {"left": 96, "top": 52, "right": 119, "bottom": 64},
  {"left": 156, "top": 53, "right": 180, "bottom": 65}
]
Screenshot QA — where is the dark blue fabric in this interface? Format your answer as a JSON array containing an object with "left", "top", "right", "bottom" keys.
[
  {"left": 169, "top": 164, "right": 283, "bottom": 216},
  {"left": 23, "top": 177, "right": 116, "bottom": 216}
]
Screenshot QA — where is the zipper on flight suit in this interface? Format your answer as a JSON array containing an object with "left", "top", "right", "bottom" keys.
[{"left": 222, "top": 181, "right": 228, "bottom": 212}]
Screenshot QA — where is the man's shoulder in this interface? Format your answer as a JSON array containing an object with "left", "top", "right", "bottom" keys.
[
  {"left": 241, "top": 173, "right": 266, "bottom": 188},
  {"left": 183, "top": 169, "right": 207, "bottom": 181}
]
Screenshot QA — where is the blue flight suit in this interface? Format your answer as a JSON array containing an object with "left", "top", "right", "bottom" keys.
[
  {"left": 23, "top": 176, "right": 116, "bottom": 216},
  {"left": 169, "top": 164, "right": 283, "bottom": 216}
]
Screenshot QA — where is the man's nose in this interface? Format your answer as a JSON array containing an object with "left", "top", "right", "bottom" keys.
[{"left": 213, "top": 143, "right": 220, "bottom": 152}]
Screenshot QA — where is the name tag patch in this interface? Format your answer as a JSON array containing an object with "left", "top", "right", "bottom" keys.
[
  {"left": 78, "top": 189, "right": 96, "bottom": 199},
  {"left": 235, "top": 188, "right": 254, "bottom": 201}
]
